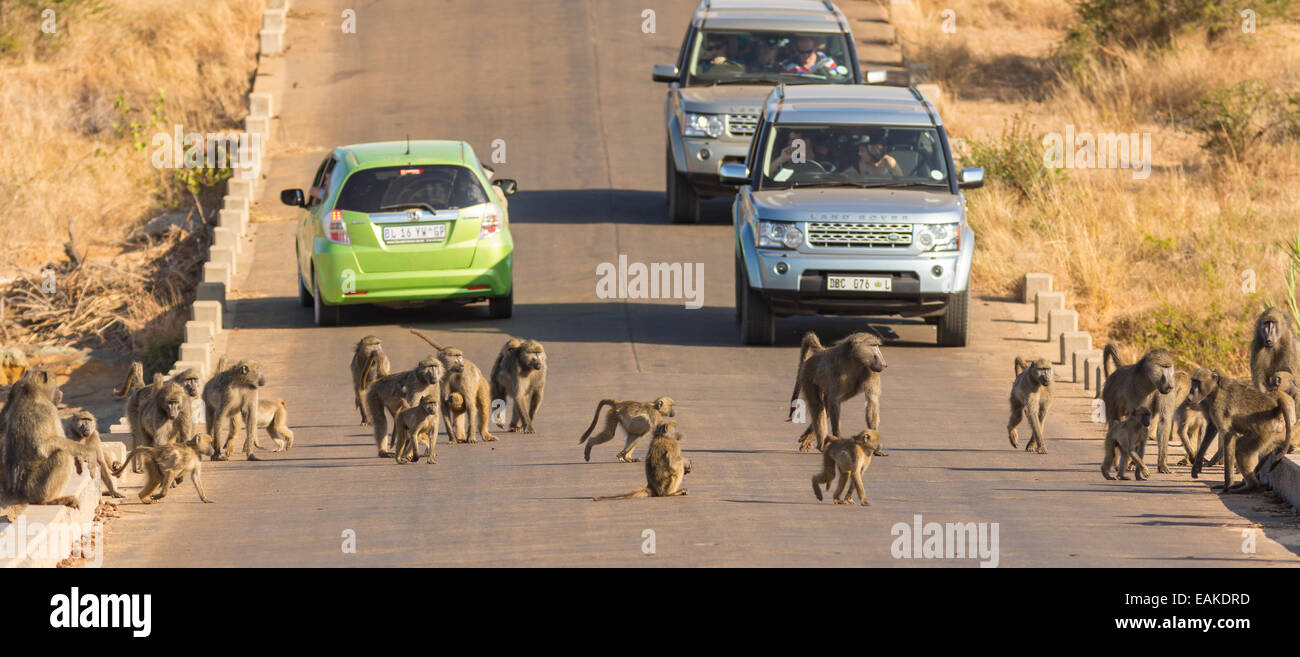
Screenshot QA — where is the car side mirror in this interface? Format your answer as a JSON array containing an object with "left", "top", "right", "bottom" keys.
[
  {"left": 958, "top": 168, "right": 984, "bottom": 189},
  {"left": 481, "top": 164, "right": 495, "bottom": 179},
  {"left": 493, "top": 179, "right": 518, "bottom": 197},
  {"left": 718, "top": 163, "right": 750, "bottom": 185},
  {"left": 652, "top": 64, "right": 679, "bottom": 83},
  {"left": 280, "top": 189, "right": 306, "bottom": 207}
]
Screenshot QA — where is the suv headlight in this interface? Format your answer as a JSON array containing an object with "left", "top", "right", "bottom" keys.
[
  {"left": 683, "top": 112, "right": 724, "bottom": 138},
  {"left": 917, "top": 223, "right": 959, "bottom": 252},
  {"left": 758, "top": 220, "right": 803, "bottom": 249}
]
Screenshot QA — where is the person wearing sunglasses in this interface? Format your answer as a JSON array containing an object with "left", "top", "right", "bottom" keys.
[{"left": 778, "top": 36, "right": 848, "bottom": 79}]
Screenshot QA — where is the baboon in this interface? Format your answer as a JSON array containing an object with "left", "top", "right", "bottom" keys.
[
  {"left": 593, "top": 421, "right": 691, "bottom": 500},
  {"left": 1007, "top": 357, "right": 1053, "bottom": 453},
  {"left": 1101, "top": 407, "right": 1154, "bottom": 481},
  {"left": 1100, "top": 346, "right": 1176, "bottom": 472},
  {"left": 1174, "top": 392, "right": 1209, "bottom": 467},
  {"left": 489, "top": 338, "right": 547, "bottom": 433},
  {"left": 140, "top": 382, "right": 194, "bottom": 448},
  {"left": 811, "top": 429, "right": 882, "bottom": 505},
  {"left": 392, "top": 394, "right": 441, "bottom": 465},
  {"left": 1187, "top": 369, "right": 1294, "bottom": 493},
  {"left": 351, "top": 335, "right": 391, "bottom": 425},
  {"left": 2, "top": 368, "right": 103, "bottom": 508},
  {"left": 447, "top": 391, "right": 466, "bottom": 413},
  {"left": 227, "top": 397, "right": 295, "bottom": 452},
  {"left": 1250, "top": 308, "right": 1300, "bottom": 394},
  {"left": 787, "top": 331, "right": 887, "bottom": 454},
  {"left": 64, "top": 410, "right": 125, "bottom": 498},
  {"left": 111, "top": 434, "right": 216, "bottom": 504},
  {"left": 364, "top": 357, "right": 444, "bottom": 457},
  {"left": 1156, "top": 369, "right": 1205, "bottom": 467},
  {"left": 408, "top": 330, "right": 497, "bottom": 444},
  {"left": 202, "top": 360, "right": 266, "bottom": 461},
  {"left": 116, "top": 364, "right": 203, "bottom": 469},
  {"left": 579, "top": 397, "right": 676, "bottom": 462}
]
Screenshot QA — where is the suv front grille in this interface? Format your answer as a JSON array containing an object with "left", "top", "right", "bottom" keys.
[
  {"left": 807, "top": 223, "right": 913, "bottom": 248},
  {"left": 727, "top": 113, "right": 758, "bottom": 137}
]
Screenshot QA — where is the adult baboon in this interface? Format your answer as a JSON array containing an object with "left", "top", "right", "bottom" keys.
[
  {"left": 593, "top": 421, "right": 691, "bottom": 500},
  {"left": 364, "top": 357, "right": 444, "bottom": 457},
  {"left": 351, "top": 335, "right": 391, "bottom": 425},
  {"left": 227, "top": 397, "right": 295, "bottom": 452},
  {"left": 1007, "top": 357, "right": 1053, "bottom": 453},
  {"left": 489, "top": 338, "right": 547, "bottom": 433},
  {"left": 140, "top": 382, "right": 193, "bottom": 449},
  {"left": 1187, "top": 369, "right": 1294, "bottom": 493},
  {"left": 1250, "top": 308, "right": 1300, "bottom": 394},
  {"left": 392, "top": 394, "right": 441, "bottom": 465},
  {"left": 811, "top": 429, "right": 882, "bottom": 505},
  {"left": 409, "top": 330, "right": 497, "bottom": 444},
  {"left": 579, "top": 397, "right": 676, "bottom": 463},
  {"left": 1154, "top": 369, "right": 1205, "bottom": 468},
  {"left": 2, "top": 368, "right": 102, "bottom": 508},
  {"left": 787, "top": 331, "right": 887, "bottom": 454},
  {"left": 1101, "top": 407, "right": 1153, "bottom": 481},
  {"left": 111, "top": 434, "right": 216, "bottom": 504},
  {"left": 202, "top": 359, "right": 266, "bottom": 461},
  {"left": 1100, "top": 346, "right": 1176, "bottom": 472},
  {"left": 65, "top": 410, "right": 125, "bottom": 498}
]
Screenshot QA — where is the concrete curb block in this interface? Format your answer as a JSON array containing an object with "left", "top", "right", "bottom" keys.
[
  {"left": 1047, "top": 308, "right": 1077, "bottom": 343},
  {"left": 0, "top": 455, "right": 107, "bottom": 568},
  {"left": 1059, "top": 332, "right": 1091, "bottom": 370},
  {"left": 1262, "top": 455, "right": 1300, "bottom": 511},
  {"left": 1072, "top": 348, "right": 1102, "bottom": 386},
  {"left": 1022, "top": 272, "right": 1052, "bottom": 305},
  {"left": 1035, "top": 291, "right": 1064, "bottom": 324}
]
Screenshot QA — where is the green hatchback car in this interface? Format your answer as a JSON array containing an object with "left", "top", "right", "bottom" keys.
[{"left": 283, "top": 140, "right": 516, "bottom": 326}]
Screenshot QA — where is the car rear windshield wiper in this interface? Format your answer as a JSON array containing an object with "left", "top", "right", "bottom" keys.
[{"left": 378, "top": 202, "right": 440, "bottom": 214}]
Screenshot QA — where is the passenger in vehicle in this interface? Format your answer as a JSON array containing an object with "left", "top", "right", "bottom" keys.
[
  {"left": 846, "top": 131, "right": 903, "bottom": 178},
  {"left": 778, "top": 36, "right": 848, "bottom": 79}
]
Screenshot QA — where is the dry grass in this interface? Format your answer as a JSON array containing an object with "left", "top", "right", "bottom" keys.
[
  {"left": 895, "top": 0, "right": 1300, "bottom": 375},
  {"left": 0, "top": 0, "right": 261, "bottom": 268}
]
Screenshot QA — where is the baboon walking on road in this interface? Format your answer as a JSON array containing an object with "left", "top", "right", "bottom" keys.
[
  {"left": 409, "top": 329, "right": 498, "bottom": 444},
  {"left": 593, "top": 421, "right": 691, "bottom": 500},
  {"left": 489, "top": 338, "right": 547, "bottom": 433},
  {"left": 579, "top": 397, "right": 676, "bottom": 463},
  {"left": 1101, "top": 407, "right": 1153, "bottom": 481},
  {"left": 788, "top": 332, "right": 887, "bottom": 454},
  {"left": 1100, "top": 345, "right": 1176, "bottom": 472},
  {"left": 202, "top": 360, "right": 267, "bottom": 461},
  {"left": 351, "top": 336, "right": 391, "bottom": 425},
  {"left": 111, "top": 434, "right": 216, "bottom": 504},
  {"left": 1007, "top": 357, "right": 1053, "bottom": 453},
  {"left": 812, "top": 430, "right": 882, "bottom": 505},
  {"left": 1187, "top": 369, "right": 1294, "bottom": 493},
  {"left": 365, "top": 357, "right": 444, "bottom": 457}
]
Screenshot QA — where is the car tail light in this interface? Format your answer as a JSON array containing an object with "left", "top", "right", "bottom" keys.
[
  {"left": 478, "top": 206, "right": 502, "bottom": 240},
  {"left": 325, "top": 210, "right": 350, "bottom": 245}
]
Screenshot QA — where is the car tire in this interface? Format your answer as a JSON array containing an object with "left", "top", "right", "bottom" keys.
[
  {"left": 733, "top": 254, "right": 743, "bottom": 324},
  {"left": 740, "top": 270, "right": 775, "bottom": 345},
  {"left": 313, "top": 271, "right": 340, "bottom": 327},
  {"left": 667, "top": 146, "right": 700, "bottom": 224},
  {"left": 490, "top": 290, "right": 513, "bottom": 319},
  {"left": 936, "top": 288, "right": 969, "bottom": 347},
  {"left": 298, "top": 265, "right": 313, "bottom": 308}
]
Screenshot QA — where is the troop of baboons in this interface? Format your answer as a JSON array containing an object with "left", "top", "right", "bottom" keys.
[
  {"left": 3, "top": 306, "right": 1295, "bottom": 514},
  {"left": 1010, "top": 307, "right": 1299, "bottom": 496}
]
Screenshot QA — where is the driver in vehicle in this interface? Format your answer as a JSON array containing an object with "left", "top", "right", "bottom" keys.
[
  {"left": 778, "top": 36, "right": 848, "bottom": 79},
  {"left": 769, "top": 130, "right": 834, "bottom": 172}
]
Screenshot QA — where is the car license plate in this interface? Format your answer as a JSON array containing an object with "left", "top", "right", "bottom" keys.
[
  {"left": 827, "top": 275, "right": 891, "bottom": 292},
  {"left": 383, "top": 224, "right": 446, "bottom": 244}
]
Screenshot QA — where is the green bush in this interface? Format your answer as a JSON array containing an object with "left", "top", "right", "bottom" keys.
[
  {"left": 963, "top": 115, "right": 1066, "bottom": 199},
  {"left": 1183, "top": 79, "right": 1300, "bottom": 160}
]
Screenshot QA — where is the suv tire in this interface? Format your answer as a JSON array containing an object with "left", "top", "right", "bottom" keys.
[
  {"left": 936, "top": 288, "right": 969, "bottom": 347},
  {"left": 667, "top": 146, "right": 700, "bottom": 224},
  {"left": 740, "top": 270, "right": 775, "bottom": 345}
]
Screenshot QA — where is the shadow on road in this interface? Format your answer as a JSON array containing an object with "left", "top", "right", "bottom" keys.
[{"left": 508, "top": 189, "right": 732, "bottom": 225}]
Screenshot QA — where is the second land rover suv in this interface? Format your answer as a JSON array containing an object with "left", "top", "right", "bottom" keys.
[
  {"left": 724, "top": 84, "right": 984, "bottom": 346},
  {"left": 652, "top": 0, "right": 863, "bottom": 224}
]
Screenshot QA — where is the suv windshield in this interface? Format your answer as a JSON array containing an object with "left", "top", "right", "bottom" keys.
[
  {"left": 336, "top": 165, "right": 489, "bottom": 213},
  {"left": 758, "top": 125, "right": 949, "bottom": 190},
  {"left": 686, "top": 30, "right": 852, "bottom": 86}
]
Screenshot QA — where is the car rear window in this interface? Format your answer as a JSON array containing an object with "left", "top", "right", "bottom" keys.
[{"left": 335, "top": 165, "right": 488, "bottom": 213}]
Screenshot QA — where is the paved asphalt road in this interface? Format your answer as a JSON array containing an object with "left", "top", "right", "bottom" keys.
[{"left": 103, "top": 0, "right": 1300, "bottom": 567}]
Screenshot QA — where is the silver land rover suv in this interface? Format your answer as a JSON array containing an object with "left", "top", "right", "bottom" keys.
[
  {"left": 652, "top": 0, "right": 863, "bottom": 224},
  {"left": 724, "top": 84, "right": 984, "bottom": 346}
]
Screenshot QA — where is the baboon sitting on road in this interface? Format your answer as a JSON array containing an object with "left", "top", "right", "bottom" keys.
[{"left": 593, "top": 421, "right": 691, "bottom": 500}]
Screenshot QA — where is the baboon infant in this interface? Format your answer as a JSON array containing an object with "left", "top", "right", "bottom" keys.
[
  {"left": 408, "top": 330, "right": 498, "bottom": 444},
  {"left": 593, "top": 421, "right": 691, "bottom": 500},
  {"left": 1100, "top": 345, "right": 1176, "bottom": 472},
  {"left": 365, "top": 356, "right": 444, "bottom": 457},
  {"left": 111, "top": 434, "right": 216, "bottom": 504},
  {"left": 1007, "top": 357, "right": 1053, "bottom": 453},
  {"left": 579, "top": 397, "right": 676, "bottom": 462},
  {"left": 788, "top": 331, "right": 887, "bottom": 454},
  {"left": 392, "top": 394, "right": 441, "bottom": 465},
  {"left": 812, "top": 429, "right": 882, "bottom": 506},
  {"left": 1101, "top": 407, "right": 1153, "bottom": 481}
]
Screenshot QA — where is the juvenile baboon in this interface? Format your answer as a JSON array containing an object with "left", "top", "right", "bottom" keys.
[
  {"left": 1100, "top": 346, "right": 1176, "bottom": 472},
  {"left": 489, "top": 338, "right": 548, "bottom": 433},
  {"left": 593, "top": 421, "right": 691, "bottom": 500},
  {"left": 364, "top": 357, "right": 444, "bottom": 457},
  {"left": 579, "top": 397, "right": 676, "bottom": 462},
  {"left": 2, "top": 368, "right": 103, "bottom": 508},
  {"left": 811, "top": 429, "right": 882, "bottom": 505},
  {"left": 227, "top": 397, "right": 295, "bottom": 452},
  {"left": 787, "top": 331, "right": 887, "bottom": 454},
  {"left": 1101, "top": 407, "right": 1153, "bottom": 481},
  {"left": 392, "top": 394, "right": 441, "bottom": 465},
  {"left": 1155, "top": 369, "right": 1205, "bottom": 468},
  {"left": 202, "top": 360, "right": 267, "bottom": 461},
  {"left": 351, "top": 336, "right": 391, "bottom": 425},
  {"left": 111, "top": 434, "right": 216, "bottom": 504},
  {"left": 408, "top": 330, "right": 497, "bottom": 444},
  {"left": 1250, "top": 308, "right": 1300, "bottom": 394},
  {"left": 1007, "top": 357, "right": 1053, "bottom": 453},
  {"left": 140, "top": 382, "right": 194, "bottom": 449},
  {"left": 1187, "top": 369, "right": 1294, "bottom": 493},
  {"left": 64, "top": 410, "right": 124, "bottom": 498}
]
